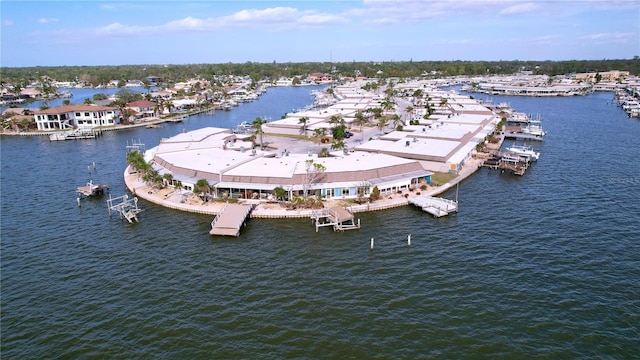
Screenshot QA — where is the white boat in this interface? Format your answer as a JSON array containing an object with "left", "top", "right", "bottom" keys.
[
  {"left": 521, "top": 120, "right": 546, "bottom": 137},
  {"left": 505, "top": 144, "right": 540, "bottom": 161}
]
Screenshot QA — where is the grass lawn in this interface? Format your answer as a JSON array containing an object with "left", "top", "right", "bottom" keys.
[{"left": 431, "top": 172, "right": 458, "bottom": 185}]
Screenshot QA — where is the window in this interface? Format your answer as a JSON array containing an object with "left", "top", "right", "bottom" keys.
[
  {"left": 84, "top": 112, "right": 90, "bottom": 117},
  {"left": 76, "top": 112, "right": 81, "bottom": 116}
]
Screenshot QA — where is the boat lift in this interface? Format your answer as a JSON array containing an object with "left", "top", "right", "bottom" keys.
[{"left": 107, "top": 194, "right": 143, "bottom": 223}]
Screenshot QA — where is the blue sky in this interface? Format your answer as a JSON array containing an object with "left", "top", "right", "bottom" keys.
[{"left": 1, "top": 0, "right": 638, "bottom": 67}]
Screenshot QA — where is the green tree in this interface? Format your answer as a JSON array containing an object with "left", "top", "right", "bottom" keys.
[
  {"left": 404, "top": 105, "right": 414, "bottom": 122},
  {"left": 298, "top": 116, "right": 309, "bottom": 136},
  {"left": 194, "top": 179, "right": 211, "bottom": 195},
  {"left": 174, "top": 180, "right": 183, "bottom": 193},
  {"left": 331, "top": 139, "right": 346, "bottom": 151},
  {"left": 370, "top": 185, "right": 381, "bottom": 201},
  {"left": 252, "top": 117, "right": 267, "bottom": 149},
  {"left": 376, "top": 117, "right": 388, "bottom": 134},
  {"left": 353, "top": 111, "right": 368, "bottom": 142},
  {"left": 273, "top": 186, "right": 287, "bottom": 201},
  {"left": 391, "top": 114, "right": 404, "bottom": 130},
  {"left": 115, "top": 88, "right": 142, "bottom": 104}
]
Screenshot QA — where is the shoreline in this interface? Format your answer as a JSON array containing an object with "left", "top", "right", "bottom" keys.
[
  {"left": 123, "top": 156, "right": 483, "bottom": 220},
  {"left": 0, "top": 110, "right": 210, "bottom": 137}
]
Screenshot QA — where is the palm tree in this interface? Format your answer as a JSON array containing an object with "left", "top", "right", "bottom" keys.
[
  {"left": 331, "top": 139, "right": 346, "bottom": 151},
  {"left": 252, "top": 117, "right": 267, "bottom": 149},
  {"left": 164, "top": 100, "right": 174, "bottom": 115},
  {"left": 329, "top": 115, "right": 343, "bottom": 129},
  {"left": 298, "top": 116, "right": 309, "bottom": 136},
  {"left": 439, "top": 98, "right": 448, "bottom": 110},
  {"left": 353, "top": 111, "right": 367, "bottom": 141},
  {"left": 273, "top": 186, "right": 287, "bottom": 201},
  {"left": 194, "top": 179, "right": 211, "bottom": 196},
  {"left": 162, "top": 173, "right": 173, "bottom": 188},
  {"left": 391, "top": 114, "right": 404, "bottom": 130},
  {"left": 312, "top": 127, "right": 326, "bottom": 142},
  {"left": 380, "top": 99, "right": 395, "bottom": 114},
  {"left": 174, "top": 180, "right": 183, "bottom": 193},
  {"left": 404, "top": 105, "right": 414, "bottom": 122},
  {"left": 377, "top": 117, "right": 388, "bottom": 134}
]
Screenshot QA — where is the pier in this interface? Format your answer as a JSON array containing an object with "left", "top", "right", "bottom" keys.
[
  {"left": 77, "top": 180, "right": 109, "bottom": 198},
  {"left": 481, "top": 151, "right": 531, "bottom": 176},
  {"left": 107, "top": 194, "right": 143, "bottom": 223},
  {"left": 209, "top": 203, "right": 254, "bottom": 236},
  {"left": 503, "top": 131, "right": 545, "bottom": 141},
  {"left": 408, "top": 196, "right": 458, "bottom": 217},
  {"left": 49, "top": 128, "right": 102, "bottom": 141},
  {"left": 311, "top": 206, "right": 361, "bottom": 232}
]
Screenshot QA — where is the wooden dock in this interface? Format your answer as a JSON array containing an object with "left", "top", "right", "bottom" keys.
[
  {"left": 482, "top": 152, "right": 531, "bottom": 176},
  {"left": 503, "top": 131, "right": 544, "bottom": 141},
  {"left": 408, "top": 196, "right": 458, "bottom": 217},
  {"left": 77, "top": 181, "right": 109, "bottom": 198},
  {"left": 209, "top": 203, "right": 254, "bottom": 236},
  {"left": 311, "top": 206, "right": 361, "bottom": 232}
]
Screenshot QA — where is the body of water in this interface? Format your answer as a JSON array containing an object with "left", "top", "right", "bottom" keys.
[{"left": 1, "top": 86, "right": 639, "bottom": 359}]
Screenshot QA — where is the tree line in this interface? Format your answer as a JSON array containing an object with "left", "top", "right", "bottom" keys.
[{"left": 2, "top": 58, "right": 638, "bottom": 88}]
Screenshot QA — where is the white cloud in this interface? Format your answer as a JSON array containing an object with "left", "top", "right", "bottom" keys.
[
  {"left": 83, "top": 6, "right": 348, "bottom": 38},
  {"left": 38, "top": 18, "right": 60, "bottom": 24},
  {"left": 2, "top": 19, "right": 14, "bottom": 26},
  {"left": 499, "top": 3, "right": 539, "bottom": 15},
  {"left": 583, "top": 32, "right": 636, "bottom": 40}
]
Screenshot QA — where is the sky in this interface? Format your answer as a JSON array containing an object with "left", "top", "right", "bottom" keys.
[{"left": 1, "top": 0, "right": 639, "bottom": 67}]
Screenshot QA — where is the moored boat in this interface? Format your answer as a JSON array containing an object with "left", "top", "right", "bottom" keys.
[{"left": 505, "top": 144, "right": 540, "bottom": 161}]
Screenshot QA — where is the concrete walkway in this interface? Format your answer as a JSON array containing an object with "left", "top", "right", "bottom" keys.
[{"left": 123, "top": 157, "right": 483, "bottom": 219}]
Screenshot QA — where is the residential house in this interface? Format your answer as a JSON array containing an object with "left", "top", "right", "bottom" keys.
[
  {"left": 33, "top": 104, "right": 118, "bottom": 131},
  {"left": 126, "top": 100, "right": 157, "bottom": 120}
]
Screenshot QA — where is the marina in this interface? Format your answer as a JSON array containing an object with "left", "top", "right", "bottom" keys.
[{"left": 2, "top": 85, "right": 639, "bottom": 360}]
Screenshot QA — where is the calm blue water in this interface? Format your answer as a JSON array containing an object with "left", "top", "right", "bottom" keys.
[{"left": 1, "top": 87, "right": 639, "bottom": 359}]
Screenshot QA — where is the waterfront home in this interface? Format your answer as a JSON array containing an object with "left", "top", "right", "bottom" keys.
[
  {"left": 33, "top": 104, "right": 118, "bottom": 131},
  {"left": 126, "top": 100, "right": 157, "bottom": 120},
  {"left": 275, "top": 77, "right": 293, "bottom": 86}
]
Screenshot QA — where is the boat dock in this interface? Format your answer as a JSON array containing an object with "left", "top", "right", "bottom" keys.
[
  {"left": 482, "top": 151, "right": 531, "bottom": 176},
  {"left": 50, "top": 128, "right": 102, "bottom": 141},
  {"left": 209, "top": 203, "right": 255, "bottom": 236},
  {"left": 408, "top": 196, "right": 458, "bottom": 217},
  {"left": 311, "top": 206, "right": 361, "bottom": 231},
  {"left": 107, "top": 194, "right": 143, "bottom": 223},
  {"left": 77, "top": 181, "right": 109, "bottom": 198},
  {"left": 503, "top": 131, "right": 544, "bottom": 141}
]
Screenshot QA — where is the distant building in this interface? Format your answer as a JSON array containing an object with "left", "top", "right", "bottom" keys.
[
  {"left": 145, "top": 76, "right": 162, "bottom": 85},
  {"left": 575, "top": 71, "right": 629, "bottom": 82}
]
